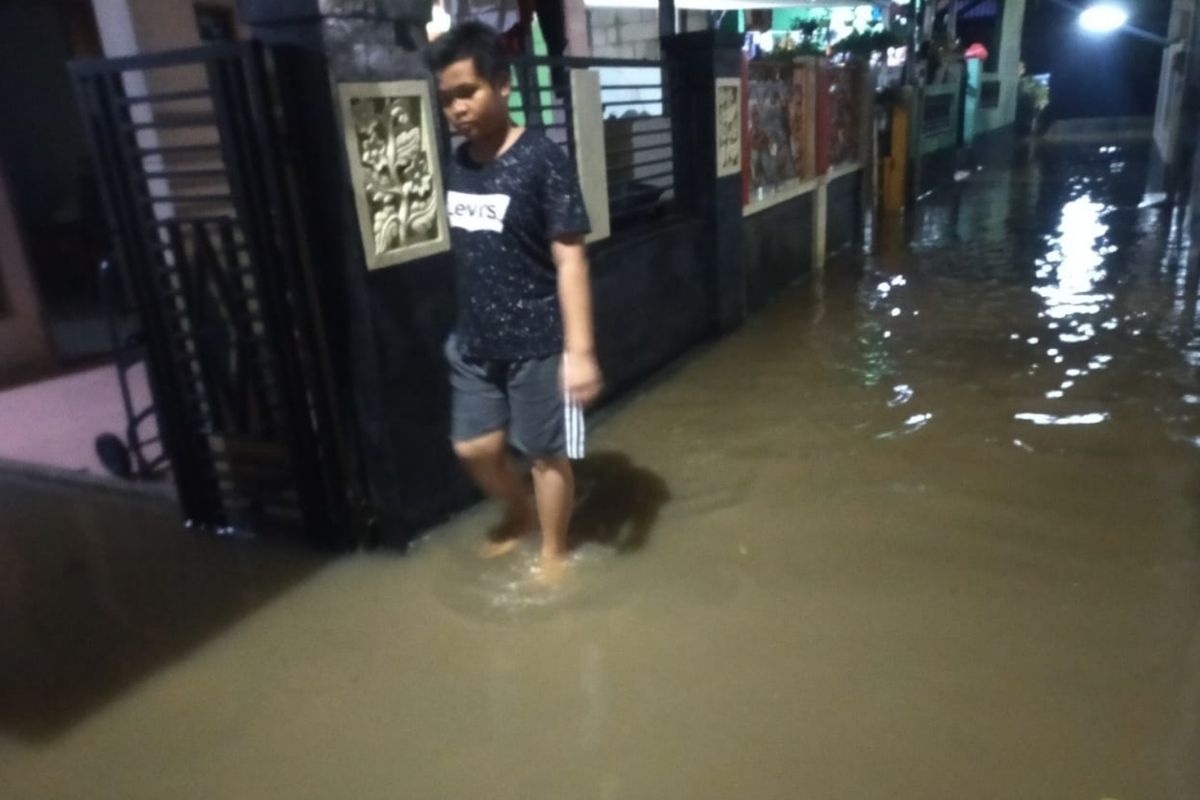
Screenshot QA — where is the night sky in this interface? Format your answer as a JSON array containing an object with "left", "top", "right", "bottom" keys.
[{"left": 1021, "top": 0, "right": 1173, "bottom": 120}]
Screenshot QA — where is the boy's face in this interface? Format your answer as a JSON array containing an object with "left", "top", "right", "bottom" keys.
[{"left": 437, "top": 57, "right": 510, "bottom": 142}]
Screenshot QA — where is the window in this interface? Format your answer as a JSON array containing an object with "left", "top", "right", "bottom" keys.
[{"left": 980, "top": 79, "right": 1001, "bottom": 109}]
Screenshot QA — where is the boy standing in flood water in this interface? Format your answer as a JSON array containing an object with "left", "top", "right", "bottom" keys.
[{"left": 428, "top": 23, "right": 602, "bottom": 579}]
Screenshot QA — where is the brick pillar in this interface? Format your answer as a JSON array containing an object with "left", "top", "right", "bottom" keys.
[{"left": 662, "top": 30, "right": 746, "bottom": 333}]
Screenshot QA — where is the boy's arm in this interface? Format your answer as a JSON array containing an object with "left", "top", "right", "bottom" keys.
[{"left": 552, "top": 234, "right": 603, "bottom": 406}]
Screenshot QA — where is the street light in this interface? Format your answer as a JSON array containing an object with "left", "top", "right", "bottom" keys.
[
  {"left": 1079, "top": 3, "right": 1129, "bottom": 34},
  {"left": 1047, "top": 0, "right": 1167, "bottom": 45}
]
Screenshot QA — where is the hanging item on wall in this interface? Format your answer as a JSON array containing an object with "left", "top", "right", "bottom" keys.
[
  {"left": 827, "top": 63, "right": 860, "bottom": 167},
  {"left": 338, "top": 81, "right": 450, "bottom": 270},
  {"left": 716, "top": 78, "right": 743, "bottom": 179},
  {"left": 747, "top": 62, "right": 801, "bottom": 197},
  {"left": 427, "top": 0, "right": 452, "bottom": 41}
]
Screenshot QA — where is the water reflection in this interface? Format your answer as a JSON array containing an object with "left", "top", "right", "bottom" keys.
[
  {"left": 866, "top": 142, "right": 1200, "bottom": 453},
  {"left": 1014, "top": 412, "right": 1111, "bottom": 426},
  {"left": 1034, "top": 195, "right": 1112, "bottom": 323},
  {"left": 888, "top": 384, "right": 914, "bottom": 407}
]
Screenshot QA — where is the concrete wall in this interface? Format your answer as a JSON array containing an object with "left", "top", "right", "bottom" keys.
[
  {"left": 592, "top": 220, "right": 713, "bottom": 395},
  {"left": 588, "top": 9, "right": 661, "bottom": 60},
  {"left": 743, "top": 194, "right": 816, "bottom": 311},
  {"left": 740, "top": 171, "right": 861, "bottom": 313},
  {"left": 0, "top": 152, "right": 54, "bottom": 385},
  {"left": 680, "top": 10, "right": 709, "bottom": 33},
  {"left": 587, "top": 9, "right": 709, "bottom": 60},
  {"left": 825, "top": 170, "right": 861, "bottom": 255},
  {"left": 975, "top": 0, "right": 1026, "bottom": 134}
]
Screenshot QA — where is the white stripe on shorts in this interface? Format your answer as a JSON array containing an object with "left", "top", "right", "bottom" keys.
[
  {"left": 562, "top": 353, "right": 586, "bottom": 459},
  {"left": 564, "top": 396, "right": 586, "bottom": 459}
]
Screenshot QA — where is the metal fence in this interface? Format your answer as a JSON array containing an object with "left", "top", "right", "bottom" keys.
[
  {"left": 71, "top": 43, "right": 351, "bottom": 546},
  {"left": 511, "top": 55, "right": 677, "bottom": 231},
  {"left": 509, "top": 58, "right": 575, "bottom": 155},
  {"left": 922, "top": 90, "right": 957, "bottom": 137}
]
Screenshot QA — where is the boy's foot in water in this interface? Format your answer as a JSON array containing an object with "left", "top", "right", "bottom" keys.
[
  {"left": 531, "top": 552, "right": 570, "bottom": 587},
  {"left": 478, "top": 499, "right": 537, "bottom": 559}
]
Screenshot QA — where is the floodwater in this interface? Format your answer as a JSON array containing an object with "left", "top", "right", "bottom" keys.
[{"left": 3, "top": 143, "right": 1200, "bottom": 799}]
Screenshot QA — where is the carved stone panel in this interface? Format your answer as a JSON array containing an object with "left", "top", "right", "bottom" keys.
[
  {"left": 338, "top": 80, "right": 450, "bottom": 269},
  {"left": 716, "top": 78, "right": 742, "bottom": 179}
]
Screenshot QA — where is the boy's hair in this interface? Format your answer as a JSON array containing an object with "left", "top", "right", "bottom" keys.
[{"left": 427, "top": 22, "right": 511, "bottom": 83}]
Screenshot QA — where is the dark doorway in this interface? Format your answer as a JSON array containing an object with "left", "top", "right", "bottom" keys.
[
  {"left": 195, "top": 3, "right": 238, "bottom": 42},
  {"left": 0, "top": 0, "right": 107, "bottom": 365}
]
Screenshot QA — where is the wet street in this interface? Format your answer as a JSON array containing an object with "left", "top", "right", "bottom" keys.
[{"left": 3, "top": 143, "right": 1199, "bottom": 799}]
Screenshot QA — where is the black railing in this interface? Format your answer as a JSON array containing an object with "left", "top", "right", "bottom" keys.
[
  {"left": 510, "top": 58, "right": 575, "bottom": 156},
  {"left": 71, "top": 43, "right": 352, "bottom": 546},
  {"left": 511, "top": 55, "right": 678, "bottom": 231}
]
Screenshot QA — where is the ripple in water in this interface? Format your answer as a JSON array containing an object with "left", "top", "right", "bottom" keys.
[
  {"left": 477, "top": 544, "right": 616, "bottom": 613},
  {"left": 877, "top": 411, "right": 934, "bottom": 439},
  {"left": 888, "top": 384, "right": 914, "bottom": 407},
  {"left": 430, "top": 536, "right": 631, "bottom": 623}
]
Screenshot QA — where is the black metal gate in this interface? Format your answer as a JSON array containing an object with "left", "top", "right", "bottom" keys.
[{"left": 71, "top": 43, "right": 357, "bottom": 548}]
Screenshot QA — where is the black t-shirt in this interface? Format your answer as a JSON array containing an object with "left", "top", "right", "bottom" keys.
[{"left": 445, "top": 130, "right": 591, "bottom": 360}]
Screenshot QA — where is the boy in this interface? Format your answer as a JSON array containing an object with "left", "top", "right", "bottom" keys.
[{"left": 428, "top": 23, "right": 603, "bottom": 578}]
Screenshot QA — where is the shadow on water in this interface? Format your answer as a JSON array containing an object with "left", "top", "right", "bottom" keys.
[
  {"left": 569, "top": 450, "right": 671, "bottom": 553},
  {"left": 0, "top": 473, "right": 329, "bottom": 744}
]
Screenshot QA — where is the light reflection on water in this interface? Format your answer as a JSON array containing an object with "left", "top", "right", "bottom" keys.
[
  {"left": 1033, "top": 196, "right": 1112, "bottom": 323},
  {"left": 1014, "top": 412, "right": 1111, "bottom": 426},
  {"left": 850, "top": 145, "right": 1200, "bottom": 452}
]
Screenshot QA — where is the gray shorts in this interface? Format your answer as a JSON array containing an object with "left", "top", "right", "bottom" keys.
[{"left": 445, "top": 336, "right": 585, "bottom": 459}]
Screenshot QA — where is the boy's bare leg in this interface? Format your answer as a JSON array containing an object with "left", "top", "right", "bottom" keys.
[
  {"left": 453, "top": 430, "right": 536, "bottom": 557},
  {"left": 530, "top": 456, "right": 574, "bottom": 581}
]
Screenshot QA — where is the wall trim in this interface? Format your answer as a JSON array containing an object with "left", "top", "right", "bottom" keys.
[
  {"left": 827, "top": 161, "right": 862, "bottom": 182},
  {"left": 743, "top": 177, "right": 820, "bottom": 217}
]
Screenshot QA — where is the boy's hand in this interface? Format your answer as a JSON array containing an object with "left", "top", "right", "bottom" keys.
[{"left": 564, "top": 351, "right": 603, "bottom": 407}]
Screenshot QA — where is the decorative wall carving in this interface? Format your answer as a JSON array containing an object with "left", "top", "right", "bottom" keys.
[
  {"left": 338, "top": 80, "right": 449, "bottom": 269},
  {"left": 715, "top": 78, "right": 742, "bottom": 179}
]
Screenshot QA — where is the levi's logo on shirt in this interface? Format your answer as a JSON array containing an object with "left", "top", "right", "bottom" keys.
[{"left": 447, "top": 191, "right": 512, "bottom": 234}]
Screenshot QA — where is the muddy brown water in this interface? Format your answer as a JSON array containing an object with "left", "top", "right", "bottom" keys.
[{"left": 2, "top": 144, "right": 1199, "bottom": 799}]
